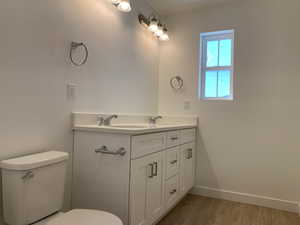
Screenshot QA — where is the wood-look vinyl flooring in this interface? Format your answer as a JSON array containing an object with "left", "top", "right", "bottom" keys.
[{"left": 157, "top": 194, "right": 300, "bottom": 225}]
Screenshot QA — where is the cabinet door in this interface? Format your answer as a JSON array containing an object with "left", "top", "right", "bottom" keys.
[
  {"left": 130, "top": 156, "right": 150, "bottom": 225},
  {"left": 180, "top": 143, "right": 195, "bottom": 195},
  {"left": 130, "top": 152, "right": 164, "bottom": 225},
  {"left": 73, "top": 132, "right": 131, "bottom": 225},
  {"left": 146, "top": 152, "right": 164, "bottom": 225}
]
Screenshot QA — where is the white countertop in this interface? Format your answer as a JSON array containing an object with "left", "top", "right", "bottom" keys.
[
  {"left": 73, "top": 124, "right": 197, "bottom": 135},
  {"left": 72, "top": 113, "right": 198, "bottom": 135}
]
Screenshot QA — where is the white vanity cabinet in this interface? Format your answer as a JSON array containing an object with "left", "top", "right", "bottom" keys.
[
  {"left": 130, "top": 151, "right": 164, "bottom": 225},
  {"left": 73, "top": 128, "right": 196, "bottom": 225}
]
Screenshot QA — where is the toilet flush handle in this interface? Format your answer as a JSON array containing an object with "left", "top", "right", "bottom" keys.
[{"left": 22, "top": 171, "right": 34, "bottom": 180}]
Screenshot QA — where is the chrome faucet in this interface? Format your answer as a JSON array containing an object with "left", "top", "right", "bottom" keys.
[
  {"left": 97, "top": 114, "right": 118, "bottom": 126},
  {"left": 149, "top": 116, "right": 162, "bottom": 125}
]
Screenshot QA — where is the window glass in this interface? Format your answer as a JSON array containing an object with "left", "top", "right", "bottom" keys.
[
  {"left": 205, "top": 71, "right": 218, "bottom": 97},
  {"left": 217, "top": 70, "right": 231, "bottom": 97},
  {"left": 219, "top": 39, "right": 232, "bottom": 66},
  {"left": 206, "top": 40, "right": 219, "bottom": 67}
]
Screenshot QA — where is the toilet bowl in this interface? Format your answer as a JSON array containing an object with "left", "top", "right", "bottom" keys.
[
  {"left": 34, "top": 210, "right": 122, "bottom": 225},
  {"left": 1, "top": 151, "right": 123, "bottom": 225}
]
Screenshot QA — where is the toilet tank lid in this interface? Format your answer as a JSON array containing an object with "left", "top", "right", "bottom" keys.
[{"left": 0, "top": 151, "right": 69, "bottom": 171}]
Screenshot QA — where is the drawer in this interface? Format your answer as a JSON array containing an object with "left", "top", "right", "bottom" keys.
[
  {"left": 181, "top": 129, "right": 196, "bottom": 144},
  {"left": 165, "top": 147, "right": 180, "bottom": 180},
  {"left": 165, "top": 175, "right": 180, "bottom": 210},
  {"left": 166, "top": 131, "right": 180, "bottom": 148},
  {"left": 131, "top": 133, "right": 166, "bottom": 159}
]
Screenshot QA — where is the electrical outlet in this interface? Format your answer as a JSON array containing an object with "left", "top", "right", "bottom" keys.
[{"left": 67, "top": 83, "right": 77, "bottom": 100}]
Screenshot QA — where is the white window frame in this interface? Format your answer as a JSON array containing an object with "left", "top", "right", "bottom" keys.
[{"left": 199, "top": 30, "right": 235, "bottom": 100}]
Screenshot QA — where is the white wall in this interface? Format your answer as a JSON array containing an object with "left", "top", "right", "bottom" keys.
[
  {"left": 0, "top": 0, "right": 159, "bottom": 224},
  {"left": 65, "top": 0, "right": 159, "bottom": 114},
  {"left": 159, "top": 0, "right": 300, "bottom": 204}
]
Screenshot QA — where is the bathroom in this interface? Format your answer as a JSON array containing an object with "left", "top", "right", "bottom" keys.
[{"left": 0, "top": 0, "right": 300, "bottom": 224}]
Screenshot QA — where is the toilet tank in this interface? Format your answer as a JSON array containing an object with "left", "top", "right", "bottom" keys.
[{"left": 0, "top": 151, "right": 69, "bottom": 225}]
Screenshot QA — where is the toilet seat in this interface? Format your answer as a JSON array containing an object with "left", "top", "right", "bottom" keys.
[{"left": 47, "top": 209, "right": 123, "bottom": 225}]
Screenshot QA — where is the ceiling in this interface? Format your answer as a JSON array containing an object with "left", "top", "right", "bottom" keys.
[{"left": 146, "top": 0, "right": 237, "bottom": 15}]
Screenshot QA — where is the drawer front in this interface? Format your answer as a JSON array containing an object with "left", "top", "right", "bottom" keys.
[
  {"left": 166, "top": 131, "right": 181, "bottom": 148},
  {"left": 132, "top": 133, "right": 166, "bottom": 159},
  {"left": 165, "top": 175, "right": 180, "bottom": 210},
  {"left": 165, "top": 147, "right": 180, "bottom": 180},
  {"left": 181, "top": 129, "right": 196, "bottom": 144}
]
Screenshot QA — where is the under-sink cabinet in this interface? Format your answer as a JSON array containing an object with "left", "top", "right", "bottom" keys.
[{"left": 73, "top": 128, "right": 196, "bottom": 225}]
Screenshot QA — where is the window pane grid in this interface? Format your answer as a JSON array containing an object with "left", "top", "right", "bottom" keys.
[
  {"left": 204, "top": 70, "right": 231, "bottom": 98},
  {"left": 205, "top": 39, "right": 232, "bottom": 69},
  {"left": 200, "top": 30, "right": 234, "bottom": 100},
  {"left": 204, "top": 66, "right": 232, "bottom": 71}
]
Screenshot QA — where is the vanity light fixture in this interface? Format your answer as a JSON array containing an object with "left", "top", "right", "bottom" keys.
[
  {"left": 111, "top": 0, "right": 131, "bottom": 12},
  {"left": 138, "top": 14, "right": 170, "bottom": 41}
]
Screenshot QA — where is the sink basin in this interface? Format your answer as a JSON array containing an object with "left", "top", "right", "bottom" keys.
[{"left": 109, "top": 124, "right": 149, "bottom": 129}]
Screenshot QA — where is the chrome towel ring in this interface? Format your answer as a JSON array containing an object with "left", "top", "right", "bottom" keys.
[
  {"left": 70, "top": 42, "right": 89, "bottom": 66},
  {"left": 170, "top": 76, "right": 184, "bottom": 90}
]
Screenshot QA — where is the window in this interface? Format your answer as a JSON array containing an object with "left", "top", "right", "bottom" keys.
[{"left": 199, "top": 30, "right": 234, "bottom": 100}]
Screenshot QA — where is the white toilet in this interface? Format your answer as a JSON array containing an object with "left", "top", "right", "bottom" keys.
[{"left": 0, "top": 151, "right": 123, "bottom": 225}]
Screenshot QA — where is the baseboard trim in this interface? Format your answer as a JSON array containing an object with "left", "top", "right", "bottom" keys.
[{"left": 190, "top": 185, "right": 299, "bottom": 214}]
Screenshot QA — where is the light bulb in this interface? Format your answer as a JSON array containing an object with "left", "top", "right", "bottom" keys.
[
  {"left": 148, "top": 18, "right": 158, "bottom": 32},
  {"left": 155, "top": 25, "right": 163, "bottom": 37},
  {"left": 159, "top": 27, "right": 170, "bottom": 41},
  {"left": 117, "top": 0, "right": 131, "bottom": 12},
  {"left": 160, "top": 33, "right": 169, "bottom": 41}
]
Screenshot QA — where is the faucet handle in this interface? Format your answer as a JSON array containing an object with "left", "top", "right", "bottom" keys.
[
  {"left": 97, "top": 115, "right": 104, "bottom": 126},
  {"left": 103, "top": 114, "right": 118, "bottom": 126},
  {"left": 149, "top": 116, "right": 162, "bottom": 124}
]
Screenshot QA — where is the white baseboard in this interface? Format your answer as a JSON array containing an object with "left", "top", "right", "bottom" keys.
[{"left": 190, "top": 185, "right": 299, "bottom": 214}]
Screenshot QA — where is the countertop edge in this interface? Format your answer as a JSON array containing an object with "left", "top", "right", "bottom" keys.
[{"left": 72, "top": 125, "right": 197, "bottom": 135}]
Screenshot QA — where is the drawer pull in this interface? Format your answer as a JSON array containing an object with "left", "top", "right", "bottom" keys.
[
  {"left": 148, "top": 163, "right": 154, "bottom": 178},
  {"left": 170, "top": 160, "right": 178, "bottom": 165},
  {"left": 186, "top": 148, "right": 193, "bottom": 159},
  {"left": 170, "top": 137, "right": 178, "bottom": 141},
  {"left": 170, "top": 189, "right": 177, "bottom": 195},
  {"left": 95, "top": 146, "right": 126, "bottom": 156},
  {"left": 153, "top": 162, "right": 158, "bottom": 177}
]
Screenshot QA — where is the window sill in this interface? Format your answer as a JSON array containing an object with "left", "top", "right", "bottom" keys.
[{"left": 200, "top": 97, "right": 234, "bottom": 101}]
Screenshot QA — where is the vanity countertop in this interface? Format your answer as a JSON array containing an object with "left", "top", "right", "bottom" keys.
[
  {"left": 72, "top": 113, "right": 198, "bottom": 135},
  {"left": 73, "top": 124, "right": 197, "bottom": 135}
]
